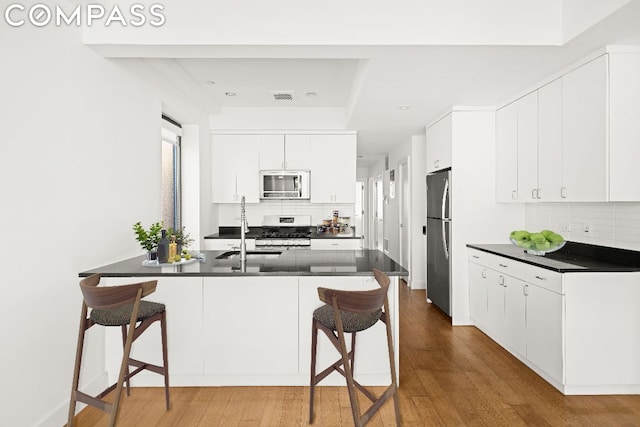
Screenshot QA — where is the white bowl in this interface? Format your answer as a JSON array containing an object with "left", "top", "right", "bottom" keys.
[{"left": 510, "top": 238, "right": 566, "bottom": 256}]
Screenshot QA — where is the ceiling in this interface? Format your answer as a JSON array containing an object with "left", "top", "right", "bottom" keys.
[{"left": 108, "top": 1, "right": 640, "bottom": 167}]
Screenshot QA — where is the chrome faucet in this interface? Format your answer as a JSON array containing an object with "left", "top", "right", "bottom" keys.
[{"left": 240, "top": 196, "right": 249, "bottom": 262}]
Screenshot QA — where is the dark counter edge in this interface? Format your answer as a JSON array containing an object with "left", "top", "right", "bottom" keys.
[
  {"left": 467, "top": 241, "right": 640, "bottom": 273},
  {"left": 204, "top": 226, "right": 361, "bottom": 239},
  {"left": 79, "top": 250, "right": 409, "bottom": 278}
]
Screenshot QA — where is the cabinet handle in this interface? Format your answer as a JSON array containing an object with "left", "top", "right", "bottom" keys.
[
  {"left": 498, "top": 276, "right": 504, "bottom": 286},
  {"left": 561, "top": 187, "right": 567, "bottom": 199},
  {"left": 535, "top": 275, "right": 547, "bottom": 281},
  {"left": 523, "top": 284, "right": 529, "bottom": 296},
  {"left": 498, "top": 263, "right": 508, "bottom": 268},
  {"left": 472, "top": 255, "right": 479, "bottom": 259},
  {"left": 537, "top": 188, "right": 542, "bottom": 199},
  {"left": 434, "top": 160, "right": 439, "bottom": 168},
  {"left": 481, "top": 269, "right": 486, "bottom": 278},
  {"left": 531, "top": 189, "right": 537, "bottom": 199},
  {"left": 512, "top": 190, "right": 517, "bottom": 199}
]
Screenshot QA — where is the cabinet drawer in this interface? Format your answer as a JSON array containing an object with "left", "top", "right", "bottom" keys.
[{"left": 520, "top": 265, "right": 563, "bottom": 294}]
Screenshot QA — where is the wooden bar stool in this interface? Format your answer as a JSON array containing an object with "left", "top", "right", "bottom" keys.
[
  {"left": 68, "top": 274, "right": 170, "bottom": 427},
  {"left": 309, "top": 268, "right": 401, "bottom": 426}
]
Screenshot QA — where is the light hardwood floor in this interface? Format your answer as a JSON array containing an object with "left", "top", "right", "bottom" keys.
[{"left": 71, "top": 283, "right": 640, "bottom": 426}]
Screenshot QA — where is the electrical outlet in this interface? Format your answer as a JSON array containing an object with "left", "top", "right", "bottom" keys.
[
  {"left": 584, "top": 223, "right": 592, "bottom": 235},
  {"left": 560, "top": 223, "right": 571, "bottom": 232}
]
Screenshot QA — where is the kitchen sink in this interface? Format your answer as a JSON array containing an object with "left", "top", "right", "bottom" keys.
[{"left": 215, "top": 250, "right": 283, "bottom": 260}]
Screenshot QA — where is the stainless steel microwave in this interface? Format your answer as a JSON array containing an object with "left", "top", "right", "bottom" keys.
[{"left": 259, "top": 170, "right": 310, "bottom": 200}]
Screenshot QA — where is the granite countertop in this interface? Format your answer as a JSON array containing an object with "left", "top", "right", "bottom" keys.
[
  {"left": 79, "top": 249, "right": 408, "bottom": 277},
  {"left": 467, "top": 241, "right": 640, "bottom": 273},
  {"left": 204, "top": 226, "right": 360, "bottom": 239}
]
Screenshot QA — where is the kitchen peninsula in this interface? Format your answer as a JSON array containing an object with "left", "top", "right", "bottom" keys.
[{"left": 79, "top": 249, "right": 407, "bottom": 388}]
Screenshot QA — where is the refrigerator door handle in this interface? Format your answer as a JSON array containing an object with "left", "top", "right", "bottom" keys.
[
  {"left": 441, "top": 178, "right": 450, "bottom": 220},
  {"left": 442, "top": 220, "right": 449, "bottom": 260}
]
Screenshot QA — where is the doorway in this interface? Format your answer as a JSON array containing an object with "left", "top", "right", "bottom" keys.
[
  {"left": 399, "top": 158, "right": 410, "bottom": 275},
  {"left": 355, "top": 180, "right": 365, "bottom": 249},
  {"left": 374, "top": 174, "right": 384, "bottom": 252}
]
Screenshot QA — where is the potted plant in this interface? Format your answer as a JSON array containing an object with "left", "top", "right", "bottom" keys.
[
  {"left": 168, "top": 225, "right": 194, "bottom": 253},
  {"left": 133, "top": 221, "right": 163, "bottom": 260}
]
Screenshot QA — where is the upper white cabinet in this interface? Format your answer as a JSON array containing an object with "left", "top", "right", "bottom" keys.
[
  {"left": 561, "top": 55, "right": 608, "bottom": 202},
  {"left": 495, "top": 101, "right": 519, "bottom": 202},
  {"left": 608, "top": 53, "right": 640, "bottom": 201},
  {"left": 537, "top": 78, "right": 563, "bottom": 202},
  {"left": 309, "top": 134, "right": 357, "bottom": 203},
  {"left": 425, "top": 113, "right": 452, "bottom": 173},
  {"left": 211, "top": 135, "right": 260, "bottom": 203},
  {"left": 496, "top": 50, "right": 640, "bottom": 202},
  {"left": 258, "top": 134, "right": 312, "bottom": 170}
]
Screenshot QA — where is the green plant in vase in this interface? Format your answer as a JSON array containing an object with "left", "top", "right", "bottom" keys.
[{"left": 133, "top": 221, "right": 163, "bottom": 259}]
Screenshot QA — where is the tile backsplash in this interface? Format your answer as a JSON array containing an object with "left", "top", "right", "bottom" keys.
[
  {"left": 218, "top": 202, "right": 355, "bottom": 227},
  {"left": 525, "top": 203, "right": 640, "bottom": 251}
]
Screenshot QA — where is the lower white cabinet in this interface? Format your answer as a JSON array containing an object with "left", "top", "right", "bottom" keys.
[
  {"left": 310, "top": 239, "right": 361, "bottom": 250},
  {"left": 203, "top": 276, "right": 299, "bottom": 376},
  {"left": 202, "top": 238, "right": 255, "bottom": 251}
]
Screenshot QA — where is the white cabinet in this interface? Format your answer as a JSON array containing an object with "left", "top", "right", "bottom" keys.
[
  {"left": 203, "top": 276, "right": 299, "bottom": 376},
  {"left": 561, "top": 55, "right": 608, "bottom": 202},
  {"left": 211, "top": 135, "right": 260, "bottom": 203},
  {"left": 525, "top": 282, "right": 563, "bottom": 383},
  {"left": 258, "top": 134, "right": 312, "bottom": 170},
  {"left": 468, "top": 261, "right": 488, "bottom": 327},
  {"left": 104, "top": 277, "right": 204, "bottom": 385},
  {"left": 515, "top": 91, "right": 539, "bottom": 202},
  {"left": 310, "top": 239, "right": 361, "bottom": 250},
  {"left": 426, "top": 113, "right": 452, "bottom": 173},
  {"left": 537, "top": 78, "right": 564, "bottom": 201},
  {"left": 203, "top": 238, "right": 256, "bottom": 251},
  {"left": 495, "top": 101, "right": 519, "bottom": 202},
  {"left": 309, "top": 134, "right": 357, "bottom": 203}
]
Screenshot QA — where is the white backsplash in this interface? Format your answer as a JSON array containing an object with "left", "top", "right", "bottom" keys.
[
  {"left": 218, "top": 202, "right": 355, "bottom": 227},
  {"left": 525, "top": 202, "right": 640, "bottom": 251}
]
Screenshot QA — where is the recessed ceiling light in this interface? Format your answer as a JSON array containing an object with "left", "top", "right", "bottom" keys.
[
  {"left": 357, "top": 155, "right": 364, "bottom": 158},
  {"left": 206, "top": 80, "right": 216, "bottom": 85},
  {"left": 225, "top": 92, "right": 236, "bottom": 96},
  {"left": 398, "top": 105, "right": 411, "bottom": 110},
  {"left": 306, "top": 91, "right": 318, "bottom": 97}
]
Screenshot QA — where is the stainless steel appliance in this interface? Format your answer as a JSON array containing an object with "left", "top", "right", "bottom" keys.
[
  {"left": 426, "top": 168, "right": 452, "bottom": 317},
  {"left": 255, "top": 215, "right": 312, "bottom": 250},
  {"left": 259, "top": 170, "right": 310, "bottom": 200}
]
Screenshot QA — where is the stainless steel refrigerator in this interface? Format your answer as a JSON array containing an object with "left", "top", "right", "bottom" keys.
[{"left": 426, "top": 168, "right": 452, "bottom": 317}]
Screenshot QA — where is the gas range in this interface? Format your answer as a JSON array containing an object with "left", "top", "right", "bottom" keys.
[{"left": 255, "top": 215, "right": 312, "bottom": 250}]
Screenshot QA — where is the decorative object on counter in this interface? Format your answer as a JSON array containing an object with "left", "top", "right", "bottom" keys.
[
  {"left": 157, "top": 229, "right": 170, "bottom": 263},
  {"left": 169, "top": 235, "right": 177, "bottom": 261},
  {"left": 133, "top": 221, "right": 163, "bottom": 261},
  {"left": 332, "top": 210, "right": 339, "bottom": 225},
  {"left": 167, "top": 226, "right": 194, "bottom": 253},
  {"left": 510, "top": 229, "right": 565, "bottom": 256}
]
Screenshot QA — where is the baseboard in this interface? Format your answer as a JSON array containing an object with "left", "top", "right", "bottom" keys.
[
  {"left": 409, "top": 279, "right": 426, "bottom": 289},
  {"left": 35, "top": 371, "right": 108, "bottom": 427}
]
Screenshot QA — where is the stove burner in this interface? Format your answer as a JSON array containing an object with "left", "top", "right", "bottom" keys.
[{"left": 261, "top": 226, "right": 311, "bottom": 239}]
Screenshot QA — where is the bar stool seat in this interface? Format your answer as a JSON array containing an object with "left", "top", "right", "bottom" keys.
[
  {"left": 68, "top": 274, "right": 170, "bottom": 427},
  {"left": 309, "top": 268, "right": 401, "bottom": 426}
]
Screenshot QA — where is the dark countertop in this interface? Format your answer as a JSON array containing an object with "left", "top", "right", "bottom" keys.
[
  {"left": 467, "top": 241, "right": 640, "bottom": 273},
  {"left": 79, "top": 249, "right": 408, "bottom": 277},
  {"left": 204, "top": 226, "right": 360, "bottom": 239}
]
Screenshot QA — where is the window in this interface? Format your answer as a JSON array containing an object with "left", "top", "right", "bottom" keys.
[{"left": 161, "top": 115, "right": 182, "bottom": 230}]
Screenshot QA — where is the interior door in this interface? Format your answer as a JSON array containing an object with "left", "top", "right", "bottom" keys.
[
  {"left": 399, "top": 160, "right": 410, "bottom": 270},
  {"left": 355, "top": 180, "right": 365, "bottom": 249},
  {"left": 375, "top": 174, "right": 384, "bottom": 252}
]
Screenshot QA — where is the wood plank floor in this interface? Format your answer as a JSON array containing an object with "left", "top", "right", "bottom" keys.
[{"left": 71, "top": 283, "right": 640, "bottom": 426}]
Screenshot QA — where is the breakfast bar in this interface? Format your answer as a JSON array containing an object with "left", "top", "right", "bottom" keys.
[{"left": 79, "top": 249, "right": 407, "bottom": 388}]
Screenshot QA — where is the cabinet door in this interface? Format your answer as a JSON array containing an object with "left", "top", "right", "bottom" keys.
[
  {"left": 104, "top": 277, "right": 204, "bottom": 384},
  {"left": 211, "top": 135, "right": 240, "bottom": 203},
  {"left": 203, "top": 276, "right": 299, "bottom": 375},
  {"left": 486, "top": 271, "right": 506, "bottom": 343},
  {"left": 516, "top": 92, "right": 539, "bottom": 202},
  {"left": 562, "top": 55, "right": 607, "bottom": 201},
  {"left": 202, "top": 238, "right": 256, "bottom": 251},
  {"left": 309, "top": 134, "right": 356, "bottom": 203},
  {"left": 468, "top": 262, "right": 488, "bottom": 328},
  {"left": 496, "top": 103, "right": 518, "bottom": 202},
  {"left": 258, "top": 134, "right": 286, "bottom": 170},
  {"left": 284, "top": 135, "right": 312, "bottom": 170},
  {"left": 235, "top": 135, "right": 261, "bottom": 203},
  {"left": 426, "top": 113, "right": 452, "bottom": 173},
  {"left": 504, "top": 275, "right": 526, "bottom": 357},
  {"left": 310, "top": 239, "right": 361, "bottom": 250},
  {"left": 526, "top": 283, "right": 563, "bottom": 383},
  {"left": 537, "top": 79, "right": 564, "bottom": 202}
]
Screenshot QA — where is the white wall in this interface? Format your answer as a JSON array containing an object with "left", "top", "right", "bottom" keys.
[
  {"left": 0, "top": 20, "right": 208, "bottom": 427},
  {"left": 526, "top": 202, "right": 640, "bottom": 251}
]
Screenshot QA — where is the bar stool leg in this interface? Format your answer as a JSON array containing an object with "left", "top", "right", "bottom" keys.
[
  {"left": 68, "top": 304, "right": 88, "bottom": 427},
  {"left": 120, "top": 325, "right": 131, "bottom": 396},
  {"left": 160, "top": 310, "right": 170, "bottom": 410},
  {"left": 309, "top": 318, "right": 319, "bottom": 423},
  {"left": 336, "top": 324, "right": 361, "bottom": 426}
]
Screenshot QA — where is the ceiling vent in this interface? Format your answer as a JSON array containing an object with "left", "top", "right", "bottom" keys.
[{"left": 270, "top": 90, "right": 295, "bottom": 101}]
